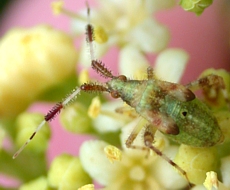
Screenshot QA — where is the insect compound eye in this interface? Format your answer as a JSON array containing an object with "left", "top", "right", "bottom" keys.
[
  {"left": 180, "top": 110, "right": 188, "bottom": 118},
  {"left": 111, "top": 90, "right": 120, "bottom": 99},
  {"left": 118, "top": 75, "right": 127, "bottom": 82}
]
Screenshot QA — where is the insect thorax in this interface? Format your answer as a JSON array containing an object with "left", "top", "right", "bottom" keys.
[{"left": 107, "top": 79, "right": 148, "bottom": 107}]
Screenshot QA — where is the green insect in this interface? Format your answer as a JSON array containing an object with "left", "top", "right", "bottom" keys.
[
  {"left": 13, "top": 3, "right": 228, "bottom": 188},
  {"left": 107, "top": 70, "right": 225, "bottom": 147}
]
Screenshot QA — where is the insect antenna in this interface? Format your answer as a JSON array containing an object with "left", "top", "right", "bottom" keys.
[
  {"left": 92, "top": 60, "right": 113, "bottom": 79},
  {"left": 13, "top": 87, "right": 81, "bottom": 159},
  {"left": 85, "top": 2, "right": 114, "bottom": 79},
  {"left": 80, "top": 83, "right": 108, "bottom": 93},
  {"left": 13, "top": 2, "right": 111, "bottom": 159}
]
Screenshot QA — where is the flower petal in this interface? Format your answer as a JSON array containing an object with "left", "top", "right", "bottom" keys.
[
  {"left": 129, "top": 18, "right": 170, "bottom": 53},
  {"left": 119, "top": 45, "right": 150, "bottom": 78},
  {"left": 220, "top": 156, "right": 230, "bottom": 188},
  {"left": 154, "top": 48, "right": 189, "bottom": 83},
  {"left": 93, "top": 100, "right": 127, "bottom": 133},
  {"left": 79, "top": 140, "right": 119, "bottom": 186}
]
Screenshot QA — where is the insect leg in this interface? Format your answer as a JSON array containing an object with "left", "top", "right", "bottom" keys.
[
  {"left": 115, "top": 106, "right": 138, "bottom": 119},
  {"left": 186, "top": 74, "right": 230, "bottom": 108},
  {"left": 125, "top": 118, "right": 148, "bottom": 149},
  {"left": 143, "top": 125, "right": 193, "bottom": 188},
  {"left": 126, "top": 122, "right": 193, "bottom": 187}
]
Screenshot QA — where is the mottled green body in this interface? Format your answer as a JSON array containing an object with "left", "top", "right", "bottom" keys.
[
  {"left": 161, "top": 97, "right": 221, "bottom": 147},
  {"left": 107, "top": 78, "right": 223, "bottom": 147}
]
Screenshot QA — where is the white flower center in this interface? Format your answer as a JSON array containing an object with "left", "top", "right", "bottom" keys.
[{"left": 129, "top": 165, "right": 146, "bottom": 181}]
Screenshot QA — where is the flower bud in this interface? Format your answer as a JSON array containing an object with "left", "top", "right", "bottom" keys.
[
  {"left": 48, "top": 154, "right": 92, "bottom": 189},
  {"left": 60, "top": 102, "right": 92, "bottom": 133},
  {"left": 15, "top": 112, "right": 50, "bottom": 154},
  {"left": 174, "top": 144, "right": 218, "bottom": 185},
  {"left": 19, "top": 176, "right": 47, "bottom": 190},
  {"left": 180, "top": 0, "right": 213, "bottom": 16},
  {"left": 214, "top": 110, "right": 230, "bottom": 142},
  {"left": 0, "top": 25, "right": 78, "bottom": 117}
]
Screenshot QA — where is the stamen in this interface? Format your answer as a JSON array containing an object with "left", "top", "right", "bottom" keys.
[
  {"left": 88, "top": 96, "right": 101, "bottom": 119},
  {"left": 51, "top": 1, "right": 85, "bottom": 20},
  {"left": 79, "top": 69, "right": 90, "bottom": 85},
  {"left": 104, "top": 145, "right": 122, "bottom": 163},
  {"left": 94, "top": 26, "right": 108, "bottom": 44}
]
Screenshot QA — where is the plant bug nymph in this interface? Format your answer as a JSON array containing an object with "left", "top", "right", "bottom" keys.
[{"left": 13, "top": 2, "right": 229, "bottom": 188}]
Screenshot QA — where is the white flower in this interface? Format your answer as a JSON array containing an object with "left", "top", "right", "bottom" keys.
[
  {"left": 79, "top": 119, "right": 187, "bottom": 190},
  {"left": 119, "top": 46, "right": 189, "bottom": 82},
  {"left": 69, "top": 0, "right": 174, "bottom": 67},
  {"left": 93, "top": 100, "right": 130, "bottom": 133},
  {"left": 154, "top": 48, "right": 189, "bottom": 83}
]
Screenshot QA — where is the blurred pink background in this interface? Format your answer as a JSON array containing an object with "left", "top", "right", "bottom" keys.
[{"left": 1, "top": 0, "right": 230, "bottom": 164}]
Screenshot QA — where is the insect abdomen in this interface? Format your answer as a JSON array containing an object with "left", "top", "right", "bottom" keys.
[{"left": 163, "top": 96, "right": 223, "bottom": 147}]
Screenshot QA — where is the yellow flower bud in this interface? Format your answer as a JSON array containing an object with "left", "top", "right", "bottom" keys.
[
  {"left": 19, "top": 176, "right": 48, "bottom": 190},
  {"left": 174, "top": 144, "right": 218, "bottom": 185},
  {"left": 60, "top": 102, "right": 92, "bottom": 133},
  {"left": 15, "top": 112, "right": 51, "bottom": 153},
  {"left": 215, "top": 110, "right": 230, "bottom": 141},
  {"left": 0, "top": 25, "right": 78, "bottom": 117},
  {"left": 48, "top": 154, "right": 92, "bottom": 189}
]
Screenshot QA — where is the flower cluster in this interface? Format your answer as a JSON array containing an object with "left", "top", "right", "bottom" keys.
[{"left": 0, "top": 0, "right": 229, "bottom": 190}]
